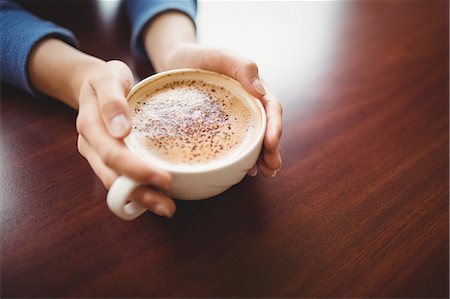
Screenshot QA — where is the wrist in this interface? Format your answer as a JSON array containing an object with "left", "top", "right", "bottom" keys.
[
  {"left": 29, "top": 38, "right": 105, "bottom": 109},
  {"left": 153, "top": 42, "right": 196, "bottom": 72},
  {"left": 143, "top": 11, "right": 196, "bottom": 72}
]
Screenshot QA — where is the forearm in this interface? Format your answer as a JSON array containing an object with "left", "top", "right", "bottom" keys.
[
  {"left": 28, "top": 38, "right": 105, "bottom": 109},
  {"left": 143, "top": 11, "right": 196, "bottom": 72}
]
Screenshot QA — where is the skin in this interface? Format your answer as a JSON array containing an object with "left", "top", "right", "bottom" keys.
[{"left": 28, "top": 11, "right": 282, "bottom": 219}]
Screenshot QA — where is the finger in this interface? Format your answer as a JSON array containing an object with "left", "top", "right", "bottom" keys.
[
  {"left": 91, "top": 60, "right": 135, "bottom": 138},
  {"left": 77, "top": 83, "right": 172, "bottom": 189},
  {"left": 203, "top": 48, "right": 265, "bottom": 98},
  {"left": 257, "top": 154, "right": 277, "bottom": 177},
  {"left": 263, "top": 147, "right": 282, "bottom": 171},
  {"left": 247, "top": 164, "right": 258, "bottom": 177},
  {"left": 77, "top": 134, "right": 119, "bottom": 188},
  {"left": 78, "top": 134, "right": 175, "bottom": 218},
  {"left": 262, "top": 94, "right": 283, "bottom": 152},
  {"left": 129, "top": 186, "right": 176, "bottom": 218}
]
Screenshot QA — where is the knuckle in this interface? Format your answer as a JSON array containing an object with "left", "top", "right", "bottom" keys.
[
  {"left": 269, "top": 101, "right": 283, "bottom": 115},
  {"left": 106, "top": 60, "right": 134, "bottom": 84},
  {"left": 75, "top": 113, "right": 87, "bottom": 134},
  {"left": 244, "top": 60, "right": 258, "bottom": 74},
  {"left": 279, "top": 103, "right": 283, "bottom": 116},
  {"left": 99, "top": 148, "right": 117, "bottom": 167},
  {"left": 106, "top": 59, "right": 127, "bottom": 70},
  {"left": 91, "top": 61, "right": 133, "bottom": 88},
  {"left": 234, "top": 60, "right": 258, "bottom": 80},
  {"left": 76, "top": 110, "right": 97, "bottom": 136},
  {"left": 103, "top": 174, "right": 116, "bottom": 189},
  {"left": 76, "top": 135, "right": 86, "bottom": 155},
  {"left": 142, "top": 192, "right": 157, "bottom": 206},
  {"left": 274, "top": 101, "right": 283, "bottom": 115}
]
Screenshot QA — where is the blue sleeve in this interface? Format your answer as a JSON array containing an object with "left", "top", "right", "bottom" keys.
[
  {"left": 126, "top": 0, "right": 197, "bottom": 60},
  {"left": 0, "top": 1, "right": 79, "bottom": 95}
]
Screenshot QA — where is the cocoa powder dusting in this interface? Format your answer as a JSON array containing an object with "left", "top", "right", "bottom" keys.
[{"left": 130, "top": 80, "right": 255, "bottom": 165}]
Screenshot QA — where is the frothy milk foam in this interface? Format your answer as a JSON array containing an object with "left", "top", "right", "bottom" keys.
[{"left": 127, "top": 78, "right": 260, "bottom": 170}]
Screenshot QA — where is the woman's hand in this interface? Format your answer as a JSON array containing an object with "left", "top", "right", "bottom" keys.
[
  {"left": 157, "top": 44, "right": 283, "bottom": 177},
  {"left": 75, "top": 60, "right": 175, "bottom": 218},
  {"left": 143, "top": 10, "right": 281, "bottom": 178},
  {"left": 28, "top": 39, "right": 175, "bottom": 218}
]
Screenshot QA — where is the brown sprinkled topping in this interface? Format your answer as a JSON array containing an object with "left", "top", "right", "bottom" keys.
[{"left": 129, "top": 79, "right": 255, "bottom": 165}]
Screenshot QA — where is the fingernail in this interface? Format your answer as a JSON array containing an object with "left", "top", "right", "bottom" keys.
[
  {"left": 271, "top": 170, "right": 277, "bottom": 178},
  {"left": 109, "top": 114, "right": 129, "bottom": 137},
  {"left": 251, "top": 78, "right": 266, "bottom": 95},
  {"left": 153, "top": 204, "right": 173, "bottom": 218},
  {"left": 249, "top": 168, "right": 258, "bottom": 177}
]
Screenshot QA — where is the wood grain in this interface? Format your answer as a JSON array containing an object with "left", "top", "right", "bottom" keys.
[{"left": 1, "top": 1, "right": 448, "bottom": 298}]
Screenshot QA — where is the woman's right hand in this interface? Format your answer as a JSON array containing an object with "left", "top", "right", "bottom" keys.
[
  {"left": 75, "top": 60, "right": 176, "bottom": 218},
  {"left": 27, "top": 39, "right": 174, "bottom": 218}
]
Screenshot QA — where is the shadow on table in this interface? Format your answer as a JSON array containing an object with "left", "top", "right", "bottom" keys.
[{"left": 121, "top": 175, "right": 306, "bottom": 296}]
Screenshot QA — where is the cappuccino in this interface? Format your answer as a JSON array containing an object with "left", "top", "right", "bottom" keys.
[{"left": 128, "top": 80, "right": 259, "bottom": 166}]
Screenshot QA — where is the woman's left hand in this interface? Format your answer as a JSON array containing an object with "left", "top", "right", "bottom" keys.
[{"left": 161, "top": 44, "right": 283, "bottom": 177}]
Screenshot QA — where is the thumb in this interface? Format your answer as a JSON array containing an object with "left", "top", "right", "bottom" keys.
[
  {"left": 90, "top": 60, "right": 135, "bottom": 139},
  {"left": 204, "top": 49, "right": 266, "bottom": 98}
]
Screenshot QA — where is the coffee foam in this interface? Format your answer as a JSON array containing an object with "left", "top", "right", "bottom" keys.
[{"left": 127, "top": 79, "right": 259, "bottom": 169}]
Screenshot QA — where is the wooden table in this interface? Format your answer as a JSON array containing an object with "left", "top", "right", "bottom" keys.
[{"left": 1, "top": 1, "right": 448, "bottom": 297}]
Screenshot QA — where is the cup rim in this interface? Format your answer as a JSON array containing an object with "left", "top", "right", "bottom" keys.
[{"left": 126, "top": 68, "right": 267, "bottom": 174}]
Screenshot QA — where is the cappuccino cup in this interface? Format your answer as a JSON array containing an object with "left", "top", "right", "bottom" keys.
[{"left": 107, "top": 69, "right": 266, "bottom": 220}]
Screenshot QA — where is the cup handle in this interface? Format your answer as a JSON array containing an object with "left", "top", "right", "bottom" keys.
[{"left": 106, "top": 176, "right": 147, "bottom": 220}]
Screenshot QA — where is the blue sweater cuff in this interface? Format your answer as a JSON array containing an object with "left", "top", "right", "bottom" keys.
[
  {"left": 126, "top": 0, "right": 197, "bottom": 61},
  {"left": 0, "top": 1, "right": 79, "bottom": 96}
]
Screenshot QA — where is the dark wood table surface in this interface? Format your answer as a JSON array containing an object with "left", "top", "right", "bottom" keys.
[{"left": 1, "top": 1, "right": 448, "bottom": 298}]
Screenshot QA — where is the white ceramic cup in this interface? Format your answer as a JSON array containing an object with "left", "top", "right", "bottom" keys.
[{"left": 106, "top": 69, "right": 266, "bottom": 220}]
